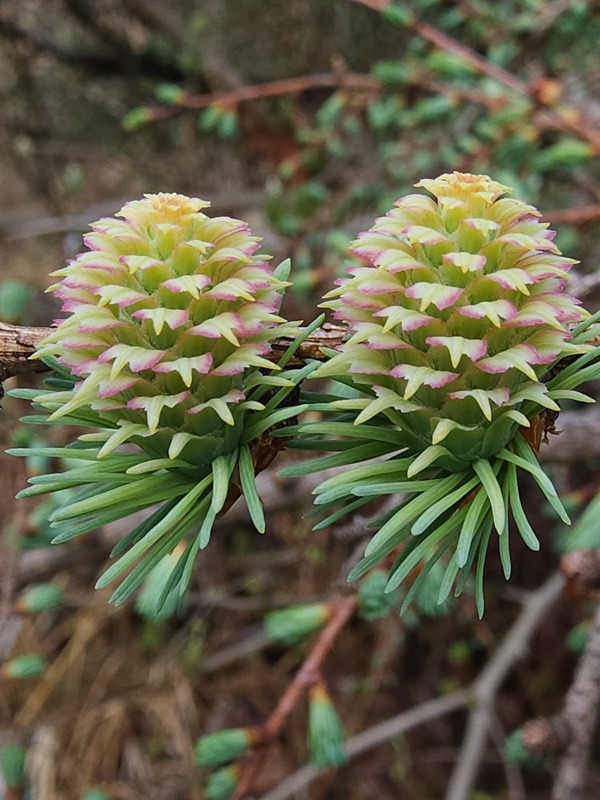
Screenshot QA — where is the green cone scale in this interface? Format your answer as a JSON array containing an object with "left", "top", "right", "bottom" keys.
[
  {"left": 289, "top": 173, "right": 600, "bottom": 613},
  {"left": 11, "top": 194, "right": 314, "bottom": 607}
]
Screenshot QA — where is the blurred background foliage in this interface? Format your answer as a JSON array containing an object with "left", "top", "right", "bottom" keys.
[
  {"left": 1, "top": 1, "right": 600, "bottom": 798},
  {"left": 2, "top": 0, "right": 600, "bottom": 301}
]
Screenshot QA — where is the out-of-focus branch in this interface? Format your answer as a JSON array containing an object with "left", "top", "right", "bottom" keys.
[
  {"left": 137, "top": 71, "right": 380, "bottom": 124},
  {"left": 445, "top": 572, "right": 565, "bottom": 800},
  {"left": 551, "top": 598, "right": 600, "bottom": 798},
  {"left": 174, "top": 72, "right": 379, "bottom": 109},
  {"left": 542, "top": 205, "right": 600, "bottom": 226},
  {"left": 512, "top": 556, "right": 600, "bottom": 798}
]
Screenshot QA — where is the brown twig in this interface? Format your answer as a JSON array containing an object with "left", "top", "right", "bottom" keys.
[
  {"left": 0, "top": 322, "right": 347, "bottom": 385},
  {"left": 143, "top": 71, "right": 380, "bottom": 123},
  {"left": 552, "top": 599, "right": 600, "bottom": 799},
  {"left": 542, "top": 205, "right": 600, "bottom": 226},
  {"left": 234, "top": 594, "right": 358, "bottom": 799},
  {"left": 177, "top": 72, "right": 379, "bottom": 110}
]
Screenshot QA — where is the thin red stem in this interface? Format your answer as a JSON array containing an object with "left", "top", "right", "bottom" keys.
[{"left": 235, "top": 595, "right": 358, "bottom": 798}]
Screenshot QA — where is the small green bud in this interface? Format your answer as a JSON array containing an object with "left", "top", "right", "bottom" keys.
[
  {"left": 16, "top": 583, "right": 64, "bottom": 614},
  {"left": 566, "top": 621, "right": 589, "bottom": 654},
  {"left": 381, "top": 4, "right": 415, "bottom": 27},
  {"left": 504, "top": 728, "right": 540, "bottom": 768},
  {"left": 0, "top": 742, "right": 26, "bottom": 789},
  {"left": 122, "top": 107, "right": 152, "bottom": 131},
  {"left": 204, "top": 766, "right": 239, "bottom": 800},
  {"left": 426, "top": 51, "right": 475, "bottom": 79},
  {"left": 307, "top": 686, "right": 347, "bottom": 768},
  {"left": 358, "top": 569, "right": 396, "bottom": 620},
  {"left": 194, "top": 728, "right": 257, "bottom": 768},
  {"left": 154, "top": 83, "right": 186, "bottom": 104},
  {"left": 0, "top": 281, "right": 34, "bottom": 324},
  {"left": 372, "top": 60, "right": 413, "bottom": 85},
  {"left": 264, "top": 603, "right": 331, "bottom": 645},
  {"left": 80, "top": 791, "right": 112, "bottom": 800},
  {"left": 534, "top": 137, "right": 593, "bottom": 173},
  {"left": 3, "top": 654, "right": 47, "bottom": 680}
]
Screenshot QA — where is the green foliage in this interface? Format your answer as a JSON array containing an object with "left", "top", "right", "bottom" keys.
[
  {"left": 265, "top": 178, "right": 327, "bottom": 237},
  {"left": 372, "top": 60, "right": 413, "bottom": 85},
  {"left": 154, "top": 83, "right": 185, "bottom": 104},
  {"left": 381, "top": 4, "right": 415, "bottom": 27},
  {"left": 135, "top": 549, "right": 185, "bottom": 621},
  {"left": 533, "top": 139, "right": 593, "bottom": 173},
  {"left": 426, "top": 50, "right": 475, "bottom": 79},
  {"left": 561, "top": 490, "right": 600, "bottom": 551}
]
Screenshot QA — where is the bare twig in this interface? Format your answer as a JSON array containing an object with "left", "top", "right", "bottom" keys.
[
  {"left": 543, "top": 205, "right": 600, "bottom": 226},
  {"left": 445, "top": 572, "right": 565, "bottom": 800},
  {"left": 0, "top": 322, "right": 347, "bottom": 384},
  {"left": 141, "top": 71, "right": 380, "bottom": 124},
  {"left": 175, "top": 72, "right": 379, "bottom": 110},
  {"left": 552, "top": 600, "right": 600, "bottom": 799},
  {"left": 411, "top": 17, "right": 527, "bottom": 95},
  {"left": 199, "top": 629, "right": 271, "bottom": 673}
]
